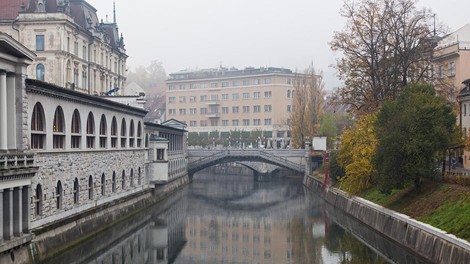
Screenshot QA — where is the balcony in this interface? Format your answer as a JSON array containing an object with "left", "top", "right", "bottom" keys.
[
  {"left": 206, "top": 101, "right": 220, "bottom": 106},
  {"left": 205, "top": 113, "right": 220, "bottom": 118}
]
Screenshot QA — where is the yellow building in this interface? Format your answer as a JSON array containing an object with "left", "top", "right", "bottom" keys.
[{"left": 166, "top": 67, "right": 297, "bottom": 140}]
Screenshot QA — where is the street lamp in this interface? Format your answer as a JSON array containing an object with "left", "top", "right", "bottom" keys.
[{"left": 228, "top": 136, "right": 231, "bottom": 148}]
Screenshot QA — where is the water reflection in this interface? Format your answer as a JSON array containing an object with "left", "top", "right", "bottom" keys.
[{"left": 45, "top": 172, "right": 427, "bottom": 264}]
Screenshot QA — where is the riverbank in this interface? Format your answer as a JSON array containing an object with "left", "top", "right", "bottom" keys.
[{"left": 303, "top": 174, "right": 470, "bottom": 263}]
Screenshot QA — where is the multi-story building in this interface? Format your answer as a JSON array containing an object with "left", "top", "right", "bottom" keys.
[
  {"left": 0, "top": 0, "right": 127, "bottom": 95},
  {"left": 166, "top": 67, "right": 297, "bottom": 140},
  {"left": 437, "top": 24, "right": 470, "bottom": 168}
]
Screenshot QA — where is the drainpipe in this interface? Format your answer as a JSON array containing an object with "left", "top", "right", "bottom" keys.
[
  {"left": 88, "top": 38, "right": 93, "bottom": 95},
  {"left": 11, "top": 19, "right": 20, "bottom": 40}
]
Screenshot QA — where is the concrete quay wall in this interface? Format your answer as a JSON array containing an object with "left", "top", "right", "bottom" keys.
[{"left": 303, "top": 175, "right": 470, "bottom": 264}]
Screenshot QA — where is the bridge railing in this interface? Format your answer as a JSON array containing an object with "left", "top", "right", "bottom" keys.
[
  {"left": 258, "top": 150, "right": 305, "bottom": 171},
  {"left": 188, "top": 150, "right": 226, "bottom": 169}
]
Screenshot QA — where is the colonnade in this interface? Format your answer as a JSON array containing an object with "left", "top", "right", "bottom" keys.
[
  {"left": 0, "top": 70, "right": 17, "bottom": 151},
  {"left": 0, "top": 186, "right": 30, "bottom": 241}
]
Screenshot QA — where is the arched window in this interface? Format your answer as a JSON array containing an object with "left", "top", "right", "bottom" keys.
[
  {"left": 129, "top": 120, "right": 135, "bottom": 147},
  {"left": 120, "top": 118, "right": 127, "bottom": 148},
  {"left": 35, "top": 184, "right": 43, "bottom": 216},
  {"left": 145, "top": 134, "right": 149, "bottom": 148},
  {"left": 36, "top": 64, "right": 45, "bottom": 81},
  {"left": 130, "top": 168, "right": 134, "bottom": 187},
  {"left": 86, "top": 112, "right": 95, "bottom": 148},
  {"left": 137, "top": 121, "right": 142, "bottom": 147},
  {"left": 138, "top": 167, "right": 142, "bottom": 185},
  {"left": 31, "top": 102, "right": 46, "bottom": 149},
  {"left": 121, "top": 170, "right": 126, "bottom": 190},
  {"left": 73, "top": 178, "right": 79, "bottom": 204},
  {"left": 53, "top": 106, "right": 65, "bottom": 149},
  {"left": 88, "top": 175, "right": 93, "bottom": 200},
  {"left": 100, "top": 115, "right": 107, "bottom": 148},
  {"left": 111, "top": 117, "right": 117, "bottom": 148},
  {"left": 112, "top": 171, "right": 116, "bottom": 192},
  {"left": 101, "top": 173, "right": 106, "bottom": 196},
  {"left": 71, "top": 109, "right": 81, "bottom": 148},
  {"left": 56, "top": 181, "right": 63, "bottom": 209}
]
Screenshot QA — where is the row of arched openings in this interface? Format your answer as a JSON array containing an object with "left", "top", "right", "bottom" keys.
[
  {"left": 34, "top": 168, "right": 141, "bottom": 216},
  {"left": 31, "top": 102, "right": 143, "bottom": 149}
]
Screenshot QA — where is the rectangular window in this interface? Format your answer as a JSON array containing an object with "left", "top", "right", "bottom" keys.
[
  {"left": 179, "top": 84, "right": 185, "bottom": 90},
  {"left": 448, "top": 62, "right": 456, "bottom": 77},
  {"left": 287, "top": 78, "right": 292, "bottom": 84},
  {"left": 169, "top": 84, "right": 176, "bottom": 90},
  {"left": 465, "top": 104, "right": 467, "bottom": 116},
  {"left": 179, "top": 109, "right": 186, "bottom": 115},
  {"left": 189, "top": 121, "right": 197, "bottom": 127},
  {"left": 264, "top": 105, "right": 272, "bottom": 112},
  {"left": 232, "top": 106, "right": 239, "bottom": 113},
  {"left": 232, "top": 120, "right": 239, "bottom": 126},
  {"left": 189, "top": 96, "right": 196, "bottom": 102},
  {"left": 222, "top": 81, "right": 229, "bottom": 87},
  {"left": 438, "top": 65, "right": 443, "bottom": 79},
  {"left": 232, "top": 93, "right": 239, "bottom": 100},
  {"left": 189, "top": 83, "right": 198, "bottom": 89},
  {"left": 264, "top": 78, "right": 272, "bottom": 84},
  {"left": 210, "top": 107, "right": 218, "bottom": 114},
  {"left": 200, "top": 95, "right": 208, "bottom": 102},
  {"left": 243, "top": 80, "right": 249, "bottom": 85},
  {"left": 254, "top": 119, "right": 260, "bottom": 126},
  {"left": 179, "top": 96, "right": 186, "bottom": 103},
  {"left": 254, "top": 79, "right": 260, "bottom": 85},
  {"left": 222, "top": 94, "right": 229, "bottom": 100},
  {"left": 243, "top": 119, "right": 250, "bottom": 126},
  {"left": 232, "top": 80, "right": 239, "bottom": 86},
  {"left": 287, "top": 105, "right": 292, "bottom": 112},
  {"left": 211, "top": 94, "right": 218, "bottom": 101},
  {"left": 168, "top": 109, "right": 176, "bottom": 115},
  {"left": 264, "top": 91, "right": 272, "bottom": 98},
  {"left": 243, "top": 93, "right": 249, "bottom": 99},
  {"left": 264, "top": 119, "right": 272, "bottom": 125},
  {"left": 83, "top": 46, "right": 87, "bottom": 60},
  {"left": 211, "top": 120, "right": 218, "bottom": 126},
  {"left": 253, "top": 105, "right": 261, "bottom": 112},
  {"left": 74, "top": 42, "right": 78, "bottom": 56},
  {"left": 253, "top": 92, "right": 260, "bottom": 99},
  {"left": 243, "top": 106, "right": 250, "bottom": 113},
  {"left": 190, "top": 108, "right": 197, "bottom": 115},
  {"left": 211, "top": 82, "right": 218, "bottom": 88},
  {"left": 168, "top": 97, "right": 176, "bottom": 103},
  {"left": 36, "top": 35, "right": 45, "bottom": 51},
  {"left": 200, "top": 108, "right": 208, "bottom": 114},
  {"left": 222, "top": 120, "right": 229, "bottom": 126},
  {"left": 200, "top": 120, "right": 208, "bottom": 127},
  {"left": 222, "top": 107, "right": 229, "bottom": 113}
]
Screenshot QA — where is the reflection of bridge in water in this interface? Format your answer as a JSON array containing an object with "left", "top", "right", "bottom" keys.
[{"left": 188, "top": 149, "right": 308, "bottom": 177}]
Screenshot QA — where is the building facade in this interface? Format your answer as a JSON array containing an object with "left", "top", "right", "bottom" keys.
[
  {"left": 166, "top": 67, "right": 297, "bottom": 140},
  {"left": 0, "top": 0, "right": 127, "bottom": 95}
]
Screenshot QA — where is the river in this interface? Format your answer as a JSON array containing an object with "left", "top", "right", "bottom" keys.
[{"left": 44, "top": 172, "right": 428, "bottom": 264}]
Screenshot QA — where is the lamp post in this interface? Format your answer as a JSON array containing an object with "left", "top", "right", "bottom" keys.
[
  {"left": 228, "top": 136, "right": 231, "bottom": 148},
  {"left": 213, "top": 137, "right": 215, "bottom": 148}
]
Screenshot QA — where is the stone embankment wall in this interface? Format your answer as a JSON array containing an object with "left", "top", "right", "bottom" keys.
[{"left": 303, "top": 175, "right": 470, "bottom": 264}]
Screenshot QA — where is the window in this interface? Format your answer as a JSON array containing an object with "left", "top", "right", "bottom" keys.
[
  {"left": 122, "top": 170, "right": 126, "bottom": 190},
  {"left": 222, "top": 107, "right": 229, "bottom": 113},
  {"left": 179, "top": 84, "right": 185, "bottom": 90},
  {"left": 287, "top": 78, "right": 292, "bottom": 84},
  {"left": 222, "top": 94, "right": 229, "bottom": 100},
  {"left": 83, "top": 46, "right": 87, "bottom": 60},
  {"left": 254, "top": 119, "right": 260, "bottom": 126},
  {"left": 111, "top": 117, "right": 118, "bottom": 148},
  {"left": 112, "top": 172, "right": 116, "bottom": 192},
  {"left": 264, "top": 119, "right": 272, "bottom": 125},
  {"left": 53, "top": 107, "right": 65, "bottom": 149},
  {"left": 287, "top": 90, "right": 291, "bottom": 98},
  {"left": 100, "top": 115, "right": 107, "bottom": 148},
  {"left": 101, "top": 173, "right": 106, "bottom": 195},
  {"left": 199, "top": 108, "right": 207, "bottom": 114},
  {"left": 179, "top": 96, "right": 186, "bottom": 103},
  {"left": 243, "top": 93, "right": 249, "bottom": 99},
  {"left": 264, "top": 91, "right": 272, "bottom": 98},
  {"left": 243, "top": 79, "right": 249, "bottom": 85},
  {"left": 189, "top": 121, "right": 197, "bottom": 126},
  {"left": 31, "top": 103, "right": 46, "bottom": 149},
  {"left": 438, "top": 65, "right": 443, "bottom": 79},
  {"left": 56, "top": 181, "right": 63, "bottom": 209},
  {"left": 137, "top": 121, "right": 142, "bottom": 147},
  {"left": 138, "top": 167, "right": 142, "bottom": 185},
  {"left": 73, "top": 178, "right": 79, "bottom": 204},
  {"left": 189, "top": 96, "right": 196, "bottom": 102},
  {"left": 71, "top": 109, "right": 81, "bottom": 148},
  {"left": 232, "top": 93, "right": 239, "bottom": 100},
  {"left": 465, "top": 104, "right": 467, "bottom": 116},
  {"left": 168, "top": 97, "right": 176, "bottom": 103},
  {"left": 74, "top": 41, "right": 78, "bottom": 56},
  {"left": 232, "top": 80, "right": 239, "bottom": 86},
  {"left": 129, "top": 120, "right": 135, "bottom": 147},
  {"left": 190, "top": 108, "right": 197, "bottom": 115},
  {"left": 243, "top": 119, "right": 250, "bottom": 126},
  {"left": 210, "top": 107, "right": 218, "bottom": 114},
  {"left": 36, "top": 64, "right": 45, "bottom": 81},
  {"left": 211, "top": 94, "right": 218, "bottom": 101},
  {"left": 222, "top": 81, "right": 229, "bottom": 87},
  {"left": 232, "top": 120, "right": 239, "bottom": 126},
  {"left": 189, "top": 83, "right": 197, "bottom": 89},
  {"left": 88, "top": 176, "right": 93, "bottom": 200},
  {"left": 264, "top": 78, "right": 272, "bottom": 84},
  {"left": 84, "top": 113, "right": 95, "bottom": 148},
  {"left": 448, "top": 61, "right": 456, "bottom": 77},
  {"left": 253, "top": 92, "right": 260, "bottom": 99},
  {"left": 179, "top": 109, "right": 186, "bottom": 115},
  {"left": 243, "top": 106, "right": 250, "bottom": 113},
  {"left": 36, "top": 35, "right": 45, "bottom": 51},
  {"left": 200, "top": 95, "right": 208, "bottom": 102},
  {"left": 168, "top": 84, "right": 176, "bottom": 90},
  {"left": 130, "top": 169, "right": 134, "bottom": 187},
  {"left": 222, "top": 120, "right": 229, "bottom": 126},
  {"left": 232, "top": 106, "right": 239, "bottom": 113},
  {"left": 35, "top": 184, "right": 43, "bottom": 216},
  {"left": 264, "top": 105, "right": 272, "bottom": 112},
  {"left": 253, "top": 105, "right": 261, "bottom": 113},
  {"left": 254, "top": 79, "right": 260, "bottom": 85},
  {"left": 211, "top": 120, "right": 218, "bottom": 126},
  {"left": 168, "top": 109, "right": 176, "bottom": 115},
  {"left": 211, "top": 82, "right": 218, "bottom": 88},
  {"left": 287, "top": 105, "right": 292, "bottom": 112},
  {"left": 200, "top": 120, "right": 208, "bottom": 127},
  {"left": 120, "top": 118, "right": 127, "bottom": 148}
]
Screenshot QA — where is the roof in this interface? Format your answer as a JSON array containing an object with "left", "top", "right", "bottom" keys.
[
  {"left": 168, "top": 66, "right": 293, "bottom": 81},
  {"left": 162, "top": 119, "right": 187, "bottom": 130},
  {"left": 0, "top": 32, "right": 36, "bottom": 61},
  {"left": 124, "top": 82, "right": 146, "bottom": 96},
  {"left": 0, "top": 0, "right": 23, "bottom": 20},
  {"left": 436, "top": 23, "right": 470, "bottom": 49}
]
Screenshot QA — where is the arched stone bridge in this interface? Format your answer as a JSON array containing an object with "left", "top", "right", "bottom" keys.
[{"left": 188, "top": 149, "right": 307, "bottom": 177}]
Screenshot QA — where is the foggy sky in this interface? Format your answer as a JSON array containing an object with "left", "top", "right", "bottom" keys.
[{"left": 90, "top": 0, "right": 470, "bottom": 90}]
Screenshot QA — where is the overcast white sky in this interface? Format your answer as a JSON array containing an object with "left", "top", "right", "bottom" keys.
[{"left": 89, "top": 0, "right": 470, "bottom": 90}]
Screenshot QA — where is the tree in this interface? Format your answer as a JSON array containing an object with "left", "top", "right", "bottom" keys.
[
  {"left": 338, "top": 114, "right": 377, "bottom": 194},
  {"left": 330, "top": 0, "right": 437, "bottom": 115},
  {"left": 318, "top": 113, "right": 337, "bottom": 150},
  {"left": 127, "top": 60, "right": 167, "bottom": 95},
  {"left": 374, "top": 84, "right": 456, "bottom": 193},
  {"left": 290, "top": 66, "right": 324, "bottom": 148}
]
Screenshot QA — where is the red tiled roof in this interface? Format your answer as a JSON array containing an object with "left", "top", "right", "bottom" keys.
[{"left": 0, "top": 0, "right": 23, "bottom": 20}]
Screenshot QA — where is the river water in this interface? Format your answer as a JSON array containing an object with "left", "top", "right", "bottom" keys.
[{"left": 45, "top": 172, "right": 428, "bottom": 264}]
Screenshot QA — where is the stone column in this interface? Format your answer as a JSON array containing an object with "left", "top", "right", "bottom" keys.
[
  {"left": 13, "top": 187, "right": 22, "bottom": 236},
  {"left": 0, "top": 71, "right": 7, "bottom": 150},
  {"left": 3, "top": 188, "right": 13, "bottom": 240},
  {"left": 22, "top": 185, "right": 30, "bottom": 234},
  {"left": 6, "top": 73, "right": 16, "bottom": 150},
  {"left": 0, "top": 189, "right": 3, "bottom": 241}
]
